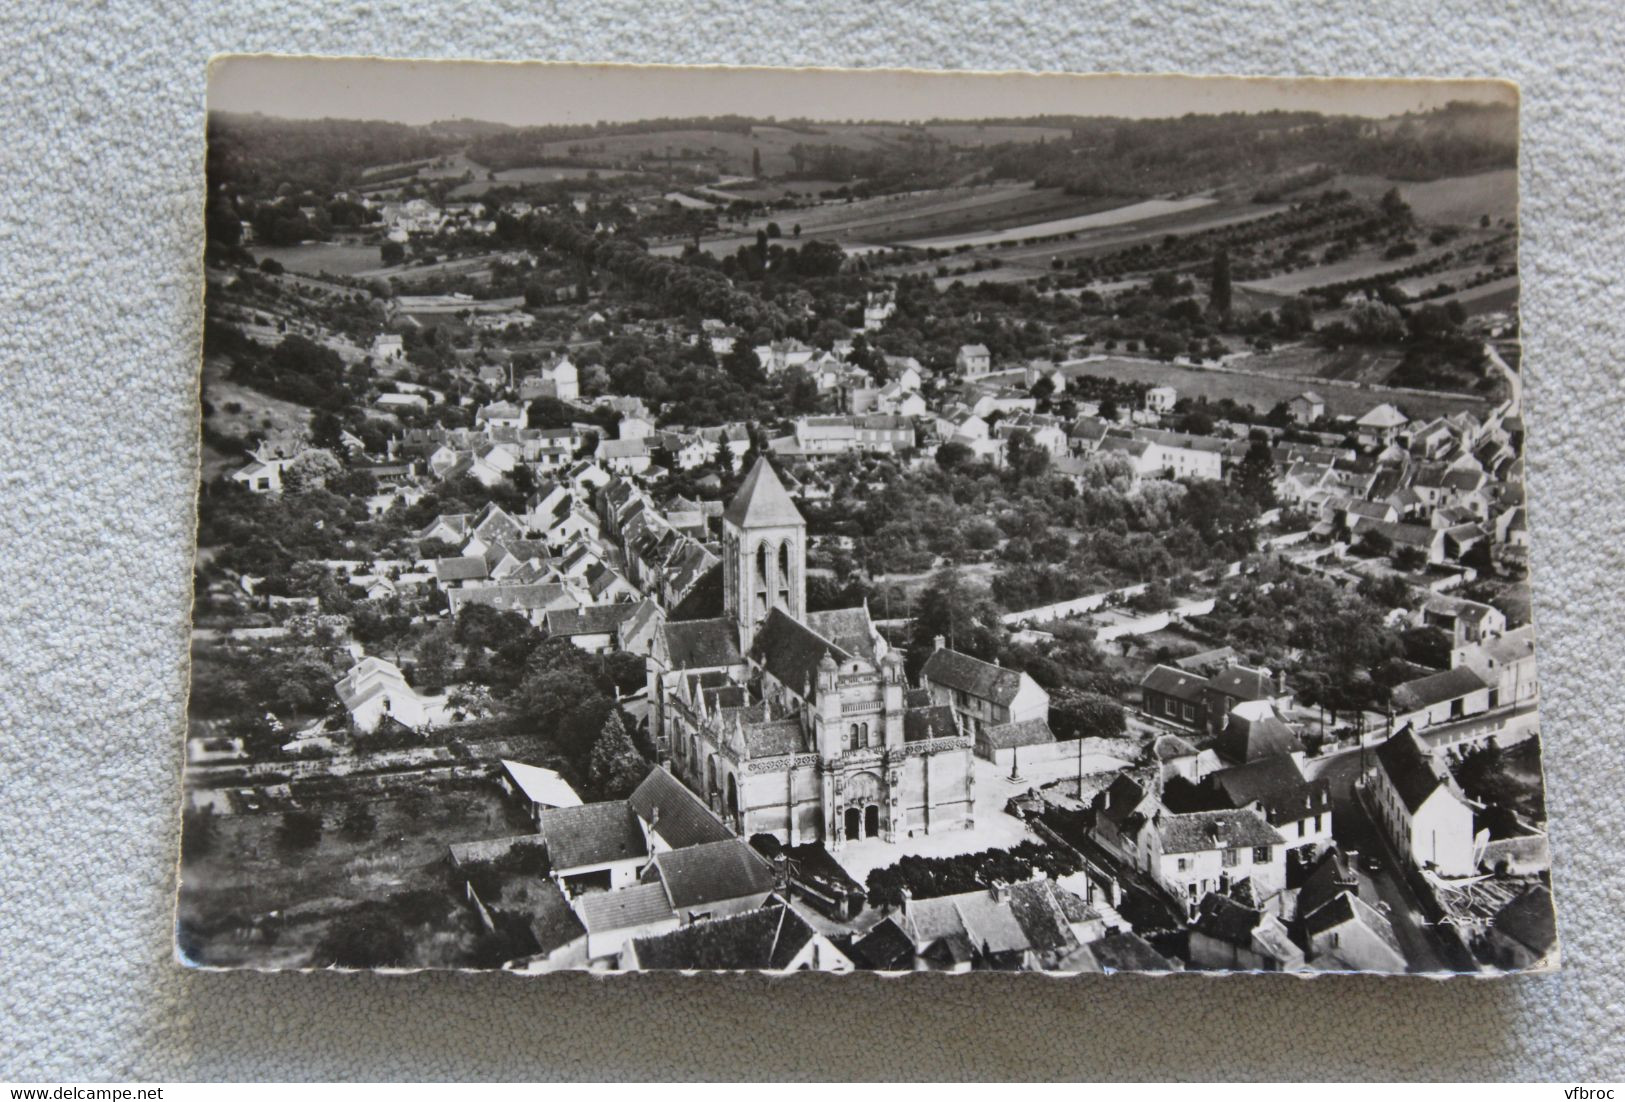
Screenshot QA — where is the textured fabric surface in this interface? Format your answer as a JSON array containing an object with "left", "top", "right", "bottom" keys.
[{"left": 2, "top": 0, "right": 1621, "bottom": 1082}]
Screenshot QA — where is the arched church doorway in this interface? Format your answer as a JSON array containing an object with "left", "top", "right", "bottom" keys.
[
  {"left": 864, "top": 804, "right": 881, "bottom": 839},
  {"left": 843, "top": 807, "right": 861, "bottom": 841},
  {"left": 726, "top": 773, "right": 740, "bottom": 828}
]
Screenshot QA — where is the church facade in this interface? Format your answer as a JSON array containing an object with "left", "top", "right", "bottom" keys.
[{"left": 649, "top": 458, "right": 976, "bottom": 850}]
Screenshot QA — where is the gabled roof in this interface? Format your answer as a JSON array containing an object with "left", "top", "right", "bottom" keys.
[
  {"left": 1205, "top": 665, "right": 1280, "bottom": 702},
  {"left": 630, "top": 901, "right": 821, "bottom": 971},
  {"left": 542, "top": 603, "right": 639, "bottom": 638},
  {"left": 624, "top": 767, "right": 734, "bottom": 851},
  {"left": 1192, "top": 891, "right": 1264, "bottom": 948},
  {"left": 1156, "top": 809, "right": 1284, "bottom": 854},
  {"left": 851, "top": 917, "right": 918, "bottom": 970},
  {"left": 982, "top": 717, "right": 1055, "bottom": 750},
  {"left": 1139, "top": 664, "right": 1208, "bottom": 704},
  {"left": 434, "top": 555, "right": 489, "bottom": 582},
  {"left": 722, "top": 458, "right": 804, "bottom": 529},
  {"left": 1085, "top": 931, "right": 1175, "bottom": 973},
  {"left": 643, "top": 838, "right": 777, "bottom": 910},
  {"left": 904, "top": 703, "right": 959, "bottom": 743},
  {"left": 575, "top": 881, "right": 674, "bottom": 934},
  {"left": 1391, "top": 666, "right": 1490, "bottom": 712},
  {"left": 1373, "top": 728, "right": 1450, "bottom": 814},
  {"left": 751, "top": 607, "right": 856, "bottom": 702},
  {"left": 1209, "top": 755, "right": 1324, "bottom": 822},
  {"left": 806, "top": 607, "right": 880, "bottom": 664},
  {"left": 1303, "top": 891, "right": 1404, "bottom": 958},
  {"left": 539, "top": 800, "right": 649, "bottom": 871},
  {"left": 921, "top": 647, "right": 1027, "bottom": 706},
  {"left": 660, "top": 617, "right": 743, "bottom": 670}
]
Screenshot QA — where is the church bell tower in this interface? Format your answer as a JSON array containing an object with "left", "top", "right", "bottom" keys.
[{"left": 721, "top": 457, "right": 807, "bottom": 652}]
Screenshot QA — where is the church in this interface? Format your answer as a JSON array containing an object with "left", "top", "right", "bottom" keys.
[{"left": 648, "top": 458, "right": 977, "bottom": 850}]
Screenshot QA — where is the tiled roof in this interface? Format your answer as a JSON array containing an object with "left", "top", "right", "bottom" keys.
[
  {"left": 644, "top": 838, "right": 777, "bottom": 911},
  {"left": 904, "top": 703, "right": 959, "bottom": 743},
  {"left": 630, "top": 902, "right": 818, "bottom": 971},
  {"left": 628, "top": 766, "right": 733, "bottom": 850},
  {"left": 921, "top": 648, "right": 1025, "bottom": 706},
  {"left": 1085, "top": 932, "right": 1175, "bottom": 973},
  {"left": 542, "top": 603, "right": 639, "bottom": 637},
  {"left": 1210, "top": 755, "right": 1326, "bottom": 822},
  {"left": 538, "top": 801, "right": 648, "bottom": 871},
  {"left": 744, "top": 717, "right": 809, "bottom": 758},
  {"left": 751, "top": 607, "right": 855, "bottom": 702},
  {"left": 1139, "top": 664, "right": 1208, "bottom": 704},
  {"left": 506, "top": 879, "right": 587, "bottom": 956},
  {"left": 575, "top": 881, "right": 675, "bottom": 934},
  {"left": 1391, "top": 666, "right": 1490, "bottom": 712},
  {"left": 434, "top": 555, "right": 489, "bottom": 582},
  {"left": 806, "top": 607, "right": 880, "bottom": 664},
  {"left": 1214, "top": 705, "right": 1304, "bottom": 765},
  {"left": 1205, "top": 665, "right": 1279, "bottom": 701},
  {"left": 851, "top": 917, "right": 918, "bottom": 970},
  {"left": 661, "top": 617, "right": 743, "bottom": 670},
  {"left": 982, "top": 717, "right": 1055, "bottom": 750},
  {"left": 1192, "top": 891, "right": 1263, "bottom": 948},
  {"left": 1156, "top": 809, "right": 1284, "bottom": 854},
  {"left": 1304, "top": 891, "right": 1404, "bottom": 958},
  {"left": 449, "top": 583, "right": 576, "bottom": 616},
  {"left": 1373, "top": 729, "right": 1449, "bottom": 814}
]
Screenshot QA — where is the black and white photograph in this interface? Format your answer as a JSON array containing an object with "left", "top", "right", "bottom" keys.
[{"left": 180, "top": 57, "right": 1555, "bottom": 975}]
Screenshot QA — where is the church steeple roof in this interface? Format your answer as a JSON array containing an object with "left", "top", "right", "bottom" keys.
[{"left": 723, "top": 457, "right": 804, "bottom": 529}]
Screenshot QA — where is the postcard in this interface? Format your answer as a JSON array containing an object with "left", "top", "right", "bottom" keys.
[{"left": 180, "top": 57, "right": 1553, "bottom": 974}]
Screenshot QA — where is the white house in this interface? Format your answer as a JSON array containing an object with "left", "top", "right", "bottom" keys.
[
  {"left": 1368, "top": 727, "right": 1485, "bottom": 878},
  {"left": 956, "top": 343, "right": 992, "bottom": 376},
  {"left": 370, "top": 333, "right": 405, "bottom": 362},
  {"left": 333, "top": 655, "right": 447, "bottom": 732},
  {"left": 1145, "top": 386, "right": 1178, "bottom": 414},
  {"left": 1137, "top": 808, "right": 1288, "bottom": 918}
]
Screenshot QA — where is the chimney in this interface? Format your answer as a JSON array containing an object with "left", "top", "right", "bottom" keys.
[
  {"left": 899, "top": 886, "right": 913, "bottom": 919},
  {"left": 933, "top": 635, "right": 945, "bottom": 652},
  {"left": 989, "top": 880, "right": 1008, "bottom": 903}
]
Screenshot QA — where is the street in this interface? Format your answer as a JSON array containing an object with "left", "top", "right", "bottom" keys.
[{"left": 1306, "top": 748, "right": 1458, "bottom": 972}]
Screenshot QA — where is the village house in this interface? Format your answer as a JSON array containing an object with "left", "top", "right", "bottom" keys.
[
  {"left": 854, "top": 879, "right": 1107, "bottom": 972},
  {"left": 333, "top": 655, "right": 447, "bottom": 732},
  {"left": 920, "top": 640, "right": 1050, "bottom": 746},
  {"left": 1145, "top": 385, "right": 1178, "bottom": 415},
  {"left": 1368, "top": 727, "right": 1485, "bottom": 878},
  {"left": 1136, "top": 808, "right": 1288, "bottom": 918},
  {"left": 1356, "top": 403, "right": 1410, "bottom": 448},
  {"left": 1483, "top": 885, "right": 1559, "bottom": 971},
  {"left": 1188, "top": 891, "right": 1304, "bottom": 972},
  {"left": 498, "top": 759, "right": 583, "bottom": 825},
  {"left": 956, "top": 343, "right": 992, "bottom": 377},
  {"left": 1389, "top": 666, "right": 1494, "bottom": 729},
  {"left": 627, "top": 899, "right": 855, "bottom": 972},
  {"left": 1289, "top": 391, "right": 1326, "bottom": 426},
  {"left": 538, "top": 800, "right": 651, "bottom": 897}
]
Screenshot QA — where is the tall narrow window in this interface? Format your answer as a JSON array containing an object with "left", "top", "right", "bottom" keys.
[{"left": 778, "top": 542, "right": 792, "bottom": 609}]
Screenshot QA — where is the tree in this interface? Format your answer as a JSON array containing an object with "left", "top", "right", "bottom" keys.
[
  {"left": 380, "top": 240, "right": 406, "bottom": 266},
  {"left": 1235, "top": 439, "right": 1276, "bottom": 507},
  {"left": 313, "top": 913, "right": 408, "bottom": 968},
  {"left": 280, "top": 448, "right": 341, "bottom": 494},
  {"left": 1049, "top": 689, "right": 1126, "bottom": 741},
  {"left": 935, "top": 440, "right": 975, "bottom": 471},
  {"left": 588, "top": 709, "right": 647, "bottom": 799},
  {"left": 1209, "top": 248, "right": 1233, "bottom": 316}
]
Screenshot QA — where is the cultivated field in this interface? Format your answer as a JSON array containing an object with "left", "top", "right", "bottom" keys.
[
  {"left": 1063, "top": 354, "right": 1489, "bottom": 421},
  {"left": 1239, "top": 241, "right": 1462, "bottom": 296},
  {"left": 1328, "top": 169, "right": 1518, "bottom": 226},
  {"left": 901, "top": 196, "right": 1218, "bottom": 249}
]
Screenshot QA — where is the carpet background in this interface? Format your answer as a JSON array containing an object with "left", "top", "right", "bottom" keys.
[{"left": 3, "top": 0, "right": 1622, "bottom": 1081}]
